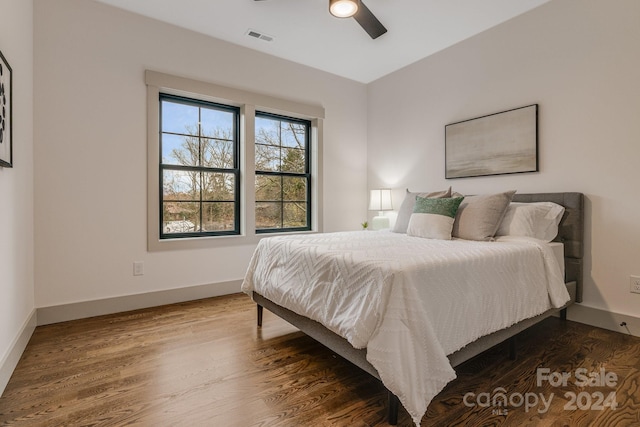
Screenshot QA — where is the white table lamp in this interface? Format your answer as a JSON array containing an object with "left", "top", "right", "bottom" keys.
[{"left": 369, "top": 188, "right": 393, "bottom": 230}]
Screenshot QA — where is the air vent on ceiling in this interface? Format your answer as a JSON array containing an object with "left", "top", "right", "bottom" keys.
[{"left": 246, "top": 29, "right": 274, "bottom": 43}]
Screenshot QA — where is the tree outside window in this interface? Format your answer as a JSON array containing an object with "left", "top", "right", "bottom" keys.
[
  {"left": 160, "top": 95, "right": 240, "bottom": 238},
  {"left": 255, "top": 113, "right": 311, "bottom": 232}
]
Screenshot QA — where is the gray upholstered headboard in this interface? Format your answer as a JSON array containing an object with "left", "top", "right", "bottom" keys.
[{"left": 512, "top": 192, "right": 584, "bottom": 302}]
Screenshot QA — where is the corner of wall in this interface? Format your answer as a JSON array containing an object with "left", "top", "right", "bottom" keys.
[{"left": 0, "top": 310, "right": 36, "bottom": 396}]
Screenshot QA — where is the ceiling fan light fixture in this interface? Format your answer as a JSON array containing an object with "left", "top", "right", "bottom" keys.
[{"left": 329, "top": 0, "right": 359, "bottom": 18}]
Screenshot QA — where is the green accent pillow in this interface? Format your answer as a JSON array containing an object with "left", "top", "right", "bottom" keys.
[
  {"left": 414, "top": 196, "right": 464, "bottom": 217},
  {"left": 392, "top": 187, "right": 452, "bottom": 233},
  {"left": 407, "top": 196, "right": 465, "bottom": 240}
]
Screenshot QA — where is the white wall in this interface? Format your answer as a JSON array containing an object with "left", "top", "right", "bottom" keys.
[
  {"left": 33, "top": 0, "right": 368, "bottom": 308},
  {"left": 368, "top": 0, "right": 640, "bottom": 321},
  {"left": 0, "top": 0, "right": 35, "bottom": 390}
]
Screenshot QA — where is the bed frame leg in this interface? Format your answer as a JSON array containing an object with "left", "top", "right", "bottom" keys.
[
  {"left": 257, "top": 304, "right": 263, "bottom": 327},
  {"left": 560, "top": 308, "right": 567, "bottom": 321},
  {"left": 387, "top": 391, "right": 399, "bottom": 425},
  {"left": 509, "top": 336, "right": 517, "bottom": 361}
]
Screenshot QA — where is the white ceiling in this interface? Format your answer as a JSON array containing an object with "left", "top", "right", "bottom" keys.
[{"left": 95, "top": 0, "right": 550, "bottom": 83}]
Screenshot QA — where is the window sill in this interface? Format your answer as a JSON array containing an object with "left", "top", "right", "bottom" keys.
[{"left": 149, "top": 229, "right": 320, "bottom": 252}]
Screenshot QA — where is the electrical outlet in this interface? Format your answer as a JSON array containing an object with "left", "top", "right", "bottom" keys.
[
  {"left": 133, "top": 261, "right": 144, "bottom": 276},
  {"left": 631, "top": 275, "right": 640, "bottom": 294}
]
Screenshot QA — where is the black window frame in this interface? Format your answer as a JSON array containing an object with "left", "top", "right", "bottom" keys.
[
  {"left": 255, "top": 111, "right": 312, "bottom": 234},
  {"left": 159, "top": 93, "right": 240, "bottom": 239}
]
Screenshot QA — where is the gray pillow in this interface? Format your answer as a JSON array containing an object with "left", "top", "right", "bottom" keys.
[
  {"left": 392, "top": 187, "right": 451, "bottom": 233},
  {"left": 452, "top": 190, "right": 516, "bottom": 241}
]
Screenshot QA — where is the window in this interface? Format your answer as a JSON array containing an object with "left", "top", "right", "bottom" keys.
[
  {"left": 159, "top": 94, "right": 240, "bottom": 238},
  {"left": 146, "top": 70, "right": 324, "bottom": 251},
  {"left": 255, "top": 113, "right": 311, "bottom": 233}
]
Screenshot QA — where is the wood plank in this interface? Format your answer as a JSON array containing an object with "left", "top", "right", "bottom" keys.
[{"left": 1, "top": 293, "right": 639, "bottom": 426}]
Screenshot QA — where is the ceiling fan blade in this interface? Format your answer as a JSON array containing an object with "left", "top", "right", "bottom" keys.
[{"left": 353, "top": 1, "right": 387, "bottom": 39}]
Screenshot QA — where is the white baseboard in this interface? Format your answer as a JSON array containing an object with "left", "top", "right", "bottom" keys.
[
  {"left": 567, "top": 303, "right": 640, "bottom": 337},
  {"left": 37, "top": 280, "right": 243, "bottom": 326},
  {"left": 0, "top": 309, "right": 37, "bottom": 396}
]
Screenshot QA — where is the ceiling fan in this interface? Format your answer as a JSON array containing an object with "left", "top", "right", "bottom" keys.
[{"left": 253, "top": 0, "right": 387, "bottom": 40}]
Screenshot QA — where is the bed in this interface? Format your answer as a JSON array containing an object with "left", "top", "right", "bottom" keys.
[{"left": 242, "top": 192, "right": 584, "bottom": 426}]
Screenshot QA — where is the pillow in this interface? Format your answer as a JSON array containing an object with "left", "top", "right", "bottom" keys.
[
  {"left": 392, "top": 187, "right": 451, "bottom": 233},
  {"left": 452, "top": 190, "right": 516, "bottom": 241},
  {"left": 496, "top": 202, "right": 565, "bottom": 242},
  {"left": 407, "top": 196, "right": 464, "bottom": 240}
]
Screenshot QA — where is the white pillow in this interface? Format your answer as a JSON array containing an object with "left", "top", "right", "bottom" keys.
[{"left": 496, "top": 202, "right": 565, "bottom": 242}]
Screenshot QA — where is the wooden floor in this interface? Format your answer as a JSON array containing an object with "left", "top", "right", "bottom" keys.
[{"left": 1, "top": 294, "right": 639, "bottom": 427}]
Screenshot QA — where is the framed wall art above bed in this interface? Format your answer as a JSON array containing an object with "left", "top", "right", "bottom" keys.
[{"left": 445, "top": 104, "right": 538, "bottom": 179}]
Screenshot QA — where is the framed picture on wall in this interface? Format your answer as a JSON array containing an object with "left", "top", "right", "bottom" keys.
[
  {"left": 445, "top": 104, "right": 538, "bottom": 179},
  {"left": 0, "top": 49, "right": 13, "bottom": 168}
]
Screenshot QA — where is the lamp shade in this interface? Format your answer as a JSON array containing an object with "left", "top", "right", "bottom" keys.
[
  {"left": 369, "top": 188, "right": 393, "bottom": 211},
  {"left": 329, "top": 0, "right": 359, "bottom": 18}
]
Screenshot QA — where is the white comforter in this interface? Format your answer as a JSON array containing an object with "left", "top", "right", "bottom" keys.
[{"left": 241, "top": 231, "right": 569, "bottom": 426}]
